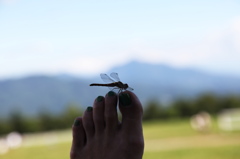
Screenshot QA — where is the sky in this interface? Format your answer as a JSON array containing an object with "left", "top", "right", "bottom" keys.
[{"left": 1, "top": 0, "right": 240, "bottom": 79}]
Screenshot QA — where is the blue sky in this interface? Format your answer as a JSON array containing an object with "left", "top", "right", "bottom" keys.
[{"left": 1, "top": 0, "right": 240, "bottom": 79}]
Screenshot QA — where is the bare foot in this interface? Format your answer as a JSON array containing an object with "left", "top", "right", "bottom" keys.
[{"left": 70, "top": 91, "right": 144, "bottom": 159}]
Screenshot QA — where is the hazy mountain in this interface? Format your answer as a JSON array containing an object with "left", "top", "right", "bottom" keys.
[
  {"left": 1, "top": 61, "right": 240, "bottom": 117},
  {"left": 108, "top": 61, "right": 240, "bottom": 101}
]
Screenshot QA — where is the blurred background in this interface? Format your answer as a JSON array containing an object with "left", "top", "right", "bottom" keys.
[{"left": 1, "top": 0, "right": 240, "bottom": 158}]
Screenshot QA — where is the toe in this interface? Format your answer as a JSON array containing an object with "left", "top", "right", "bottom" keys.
[
  {"left": 104, "top": 91, "right": 119, "bottom": 133},
  {"left": 82, "top": 106, "right": 95, "bottom": 140},
  {"left": 93, "top": 96, "right": 105, "bottom": 133},
  {"left": 119, "top": 91, "right": 144, "bottom": 155},
  {"left": 119, "top": 91, "right": 143, "bottom": 133},
  {"left": 71, "top": 117, "right": 85, "bottom": 158}
]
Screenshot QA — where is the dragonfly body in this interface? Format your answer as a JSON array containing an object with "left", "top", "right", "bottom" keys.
[
  {"left": 90, "top": 73, "right": 133, "bottom": 93},
  {"left": 90, "top": 81, "right": 129, "bottom": 90}
]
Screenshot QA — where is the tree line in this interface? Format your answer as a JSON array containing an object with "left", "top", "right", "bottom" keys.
[
  {"left": 143, "top": 94, "right": 240, "bottom": 120},
  {"left": 0, "top": 104, "right": 83, "bottom": 135},
  {"left": 0, "top": 94, "right": 240, "bottom": 135}
]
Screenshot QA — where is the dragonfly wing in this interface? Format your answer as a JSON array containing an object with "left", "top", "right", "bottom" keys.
[
  {"left": 100, "top": 73, "right": 115, "bottom": 83},
  {"left": 126, "top": 86, "right": 134, "bottom": 91},
  {"left": 110, "top": 72, "right": 121, "bottom": 82}
]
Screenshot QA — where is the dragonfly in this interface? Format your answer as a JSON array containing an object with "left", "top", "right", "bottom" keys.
[{"left": 90, "top": 72, "right": 134, "bottom": 93}]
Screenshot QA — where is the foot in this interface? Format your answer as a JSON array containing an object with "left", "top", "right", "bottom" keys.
[{"left": 70, "top": 91, "right": 144, "bottom": 159}]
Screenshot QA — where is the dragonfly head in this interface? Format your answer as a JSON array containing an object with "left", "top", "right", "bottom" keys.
[{"left": 123, "top": 83, "right": 129, "bottom": 89}]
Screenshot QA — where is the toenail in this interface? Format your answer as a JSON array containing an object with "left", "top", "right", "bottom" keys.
[
  {"left": 96, "top": 96, "right": 104, "bottom": 102},
  {"left": 73, "top": 119, "right": 80, "bottom": 126},
  {"left": 119, "top": 93, "right": 132, "bottom": 106},
  {"left": 108, "top": 91, "right": 116, "bottom": 96},
  {"left": 87, "top": 106, "right": 93, "bottom": 112}
]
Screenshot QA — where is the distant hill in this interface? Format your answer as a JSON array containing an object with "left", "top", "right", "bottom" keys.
[
  {"left": 1, "top": 61, "right": 240, "bottom": 117},
  {"left": 108, "top": 61, "right": 240, "bottom": 101}
]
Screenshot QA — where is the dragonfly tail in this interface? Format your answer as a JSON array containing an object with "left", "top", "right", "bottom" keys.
[{"left": 90, "top": 83, "right": 100, "bottom": 86}]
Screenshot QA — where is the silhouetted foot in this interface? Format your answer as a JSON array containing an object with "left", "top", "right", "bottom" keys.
[{"left": 70, "top": 91, "right": 144, "bottom": 159}]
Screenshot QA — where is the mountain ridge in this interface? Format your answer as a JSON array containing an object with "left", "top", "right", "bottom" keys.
[{"left": 0, "top": 61, "right": 240, "bottom": 117}]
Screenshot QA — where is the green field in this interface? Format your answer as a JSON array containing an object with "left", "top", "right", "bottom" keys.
[{"left": 1, "top": 119, "right": 240, "bottom": 159}]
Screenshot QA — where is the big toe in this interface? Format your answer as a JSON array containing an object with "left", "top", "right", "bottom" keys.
[
  {"left": 119, "top": 91, "right": 143, "bottom": 133},
  {"left": 119, "top": 91, "right": 144, "bottom": 156}
]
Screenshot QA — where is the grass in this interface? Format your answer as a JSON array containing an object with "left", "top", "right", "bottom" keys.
[
  {"left": 1, "top": 119, "right": 240, "bottom": 159},
  {"left": 144, "top": 145, "right": 240, "bottom": 159}
]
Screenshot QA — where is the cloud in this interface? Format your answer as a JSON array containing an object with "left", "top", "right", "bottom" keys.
[
  {"left": 199, "top": 17, "right": 240, "bottom": 66},
  {"left": 231, "top": 17, "right": 240, "bottom": 52},
  {"left": 122, "top": 17, "right": 240, "bottom": 75},
  {"left": 1, "top": 16, "right": 240, "bottom": 79},
  {"left": 64, "top": 19, "right": 240, "bottom": 76}
]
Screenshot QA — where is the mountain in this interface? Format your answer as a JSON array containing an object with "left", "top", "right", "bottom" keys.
[
  {"left": 0, "top": 61, "right": 240, "bottom": 117},
  {"left": 108, "top": 61, "right": 240, "bottom": 100}
]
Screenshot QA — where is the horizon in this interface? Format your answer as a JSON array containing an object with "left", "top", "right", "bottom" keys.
[
  {"left": 1, "top": 0, "right": 240, "bottom": 79},
  {"left": 1, "top": 60, "right": 240, "bottom": 81}
]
